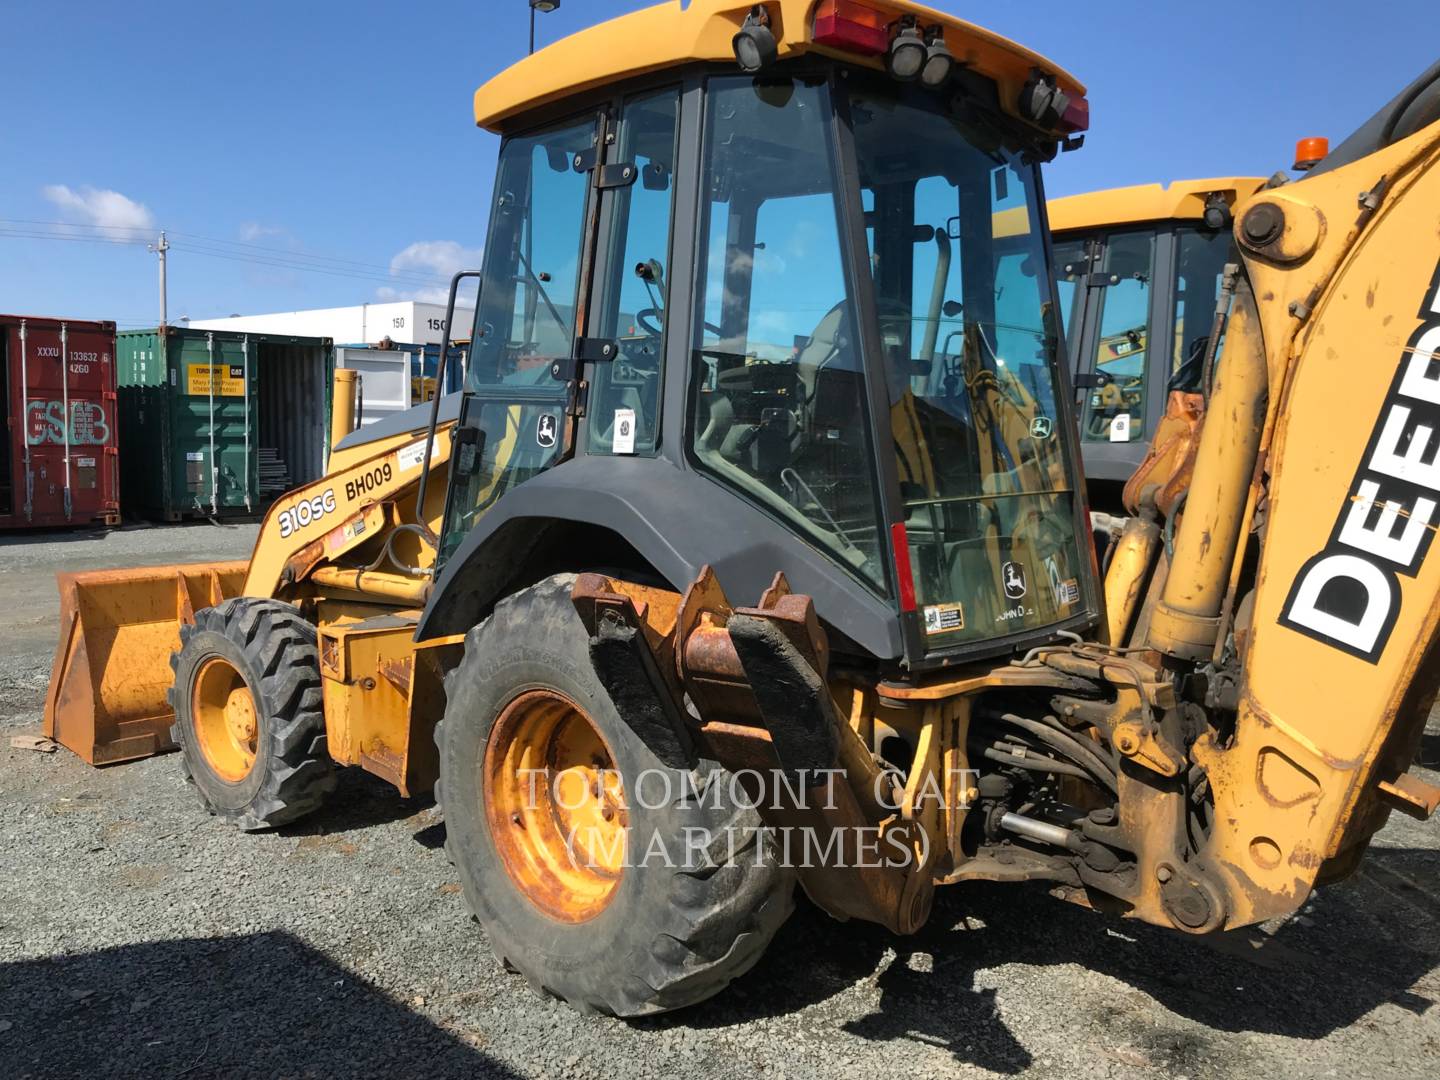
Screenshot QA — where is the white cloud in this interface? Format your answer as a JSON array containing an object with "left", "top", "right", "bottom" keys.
[
  {"left": 377, "top": 240, "right": 485, "bottom": 303},
  {"left": 42, "top": 184, "right": 154, "bottom": 239},
  {"left": 238, "top": 221, "right": 289, "bottom": 243}
]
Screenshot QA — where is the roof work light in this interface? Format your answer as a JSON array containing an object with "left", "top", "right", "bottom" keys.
[
  {"left": 733, "top": 7, "right": 778, "bottom": 72},
  {"left": 919, "top": 28, "right": 955, "bottom": 87},
  {"left": 886, "top": 20, "right": 927, "bottom": 81}
]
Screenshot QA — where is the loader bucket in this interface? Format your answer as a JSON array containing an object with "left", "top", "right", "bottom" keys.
[{"left": 43, "top": 561, "right": 248, "bottom": 765}]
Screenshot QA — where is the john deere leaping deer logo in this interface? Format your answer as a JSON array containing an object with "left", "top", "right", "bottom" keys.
[
  {"left": 536, "top": 413, "right": 557, "bottom": 449},
  {"left": 1002, "top": 561, "right": 1027, "bottom": 601}
]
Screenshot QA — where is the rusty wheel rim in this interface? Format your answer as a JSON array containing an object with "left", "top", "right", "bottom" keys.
[
  {"left": 191, "top": 656, "right": 259, "bottom": 783},
  {"left": 484, "top": 689, "right": 627, "bottom": 922}
]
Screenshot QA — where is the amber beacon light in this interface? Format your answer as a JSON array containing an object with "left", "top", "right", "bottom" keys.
[{"left": 1293, "top": 136, "right": 1330, "bottom": 171}]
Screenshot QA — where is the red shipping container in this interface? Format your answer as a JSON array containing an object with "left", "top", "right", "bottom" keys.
[{"left": 0, "top": 315, "right": 120, "bottom": 529}]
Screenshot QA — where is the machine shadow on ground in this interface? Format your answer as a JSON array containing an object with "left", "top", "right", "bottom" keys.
[
  {"left": 639, "top": 847, "right": 1440, "bottom": 1073},
  {"left": 0, "top": 930, "right": 519, "bottom": 1080},
  {"left": 279, "top": 765, "right": 433, "bottom": 837}
]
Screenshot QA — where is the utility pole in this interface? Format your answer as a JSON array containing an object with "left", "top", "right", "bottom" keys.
[
  {"left": 529, "top": 0, "right": 559, "bottom": 56},
  {"left": 148, "top": 230, "right": 170, "bottom": 327}
]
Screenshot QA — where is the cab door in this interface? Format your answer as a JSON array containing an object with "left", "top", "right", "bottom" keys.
[
  {"left": 439, "top": 91, "right": 683, "bottom": 561},
  {"left": 439, "top": 112, "right": 599, "bottom": 558},
  {"left": 1057, "top": 227, "right": 1167, "bottom": 491}
]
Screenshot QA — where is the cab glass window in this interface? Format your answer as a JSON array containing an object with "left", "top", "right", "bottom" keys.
[
  {"left": 1049, "top": 237, "right": 1087, "bottom": 340},
  {"left": 1081, "top": 230, "right": 1153, "bottom": 443},
  {"left": 467, "top": 118, "right": 595, "bottom": 389},
  {"left": 687, "top": 76, "right": 887, "bottom": 591},
  {"left": 1170, "top": 226, "right": 1232, "bottom": 392},
  {"left": 589, "top": 89, "right": 681, "bottom": 455},
  {"left": 852, "top": 77, "right": 1087, "bottom": 647},
  {"left": 442, "top": 116, "right": 594, "bottom": 561}
]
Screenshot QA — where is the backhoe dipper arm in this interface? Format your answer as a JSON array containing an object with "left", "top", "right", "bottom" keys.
[{"left": 1145, "top": 105, "right": 1440, "bottom": 926}]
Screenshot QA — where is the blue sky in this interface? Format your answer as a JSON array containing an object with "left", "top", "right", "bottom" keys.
[{"left": 1, "top": 0, "right": 1433, "bottom": 328}]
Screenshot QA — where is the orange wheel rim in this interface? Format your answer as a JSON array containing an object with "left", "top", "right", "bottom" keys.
[
  {"left": 191, "top": 656, "right": 259, "bottom": 783},
  {"left": 484, "top": 689, "right": 626, "bottom": 922}
]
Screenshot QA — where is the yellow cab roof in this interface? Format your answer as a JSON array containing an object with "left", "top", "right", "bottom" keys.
[
  {"left": 474, "top": 0, "right": 1086, "bottom": 132},
  {"left": 1048, "top": 177, "right": 1267, "bottom": 233}
]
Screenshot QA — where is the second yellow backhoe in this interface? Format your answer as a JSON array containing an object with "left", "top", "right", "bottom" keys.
[
  {"left": 40, "top": 0, "right": 1440, "bottom": 1018},
  {"left": 1048, "top": 176, "right": 1266, "bottom": 508}
]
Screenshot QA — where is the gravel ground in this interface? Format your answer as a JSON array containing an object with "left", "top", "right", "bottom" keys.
[{"left": 1, "top": 523, "right": 1437, "bottom": 1079}]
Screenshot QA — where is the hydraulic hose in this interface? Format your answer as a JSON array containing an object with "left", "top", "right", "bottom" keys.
[
  {"left": 981, "top": 745, "right": 1092, "bottom": 783},
  {"left": 980, "top": 712, "right": 1118, "bottom": 793}
]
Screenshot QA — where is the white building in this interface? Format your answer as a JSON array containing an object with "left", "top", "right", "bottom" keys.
[{"left": 188, "top": 301, "right": 475, "bottom": 347}]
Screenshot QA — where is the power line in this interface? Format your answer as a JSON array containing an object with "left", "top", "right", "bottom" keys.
[
  {"left": 1, "top": 225, "right": 452, "bottom": 288},
  {"left": 166, "top": 242, "right": 447, "bottom": 287},
  {"left": 0, "top": 217, "right": 152, "bottom": 234},
  {"left": 0, "top": 228, "right": 145, "bottom": 246},
  {"left": 166, "top": 229, "right": 447, "bottom": 278},
  {"left": 0, "top": 219, "right": 456, "bottom": 286}
]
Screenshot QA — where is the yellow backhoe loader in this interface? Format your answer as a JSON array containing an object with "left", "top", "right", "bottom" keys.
[
  {"left": 41, "top": 0, "right": 1440, "bottom": 1018},
  {"left": 1047, "top": 178, "right": 1266, "bottom": 507}
]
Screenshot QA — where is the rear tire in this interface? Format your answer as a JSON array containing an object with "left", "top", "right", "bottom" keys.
[
  {"left": 437, "top": 574, "right": 795, "bottom": 1016},
  {"left": 169, "top": 598, "right": 335, "bottom": 831}
]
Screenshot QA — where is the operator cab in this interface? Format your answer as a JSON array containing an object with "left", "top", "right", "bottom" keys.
[{"left": 435, "top": 0, "right": 1099, "bottom": 669}]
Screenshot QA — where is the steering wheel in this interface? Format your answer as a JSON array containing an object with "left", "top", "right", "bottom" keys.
[
  {"left": 635, "top": 308, "right": 725, "bottom": 338},
  {"left": 635, "top": 308, "right": 663, "bottom": 336}
]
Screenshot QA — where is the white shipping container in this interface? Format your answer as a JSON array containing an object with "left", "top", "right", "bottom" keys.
[
  {"left": 334, "top": 347, "right": 412, "bottom": 428},
  {"left": 189, "top": 301, "right": 474, "bottom": 347}
]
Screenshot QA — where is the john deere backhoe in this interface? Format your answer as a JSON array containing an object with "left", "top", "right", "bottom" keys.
[{"left": 43, "top": 0, "right": 1440, "bottom": 1018}]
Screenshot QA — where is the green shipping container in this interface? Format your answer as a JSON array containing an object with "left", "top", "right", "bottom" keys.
[{"left": 116, "top": 327, "right": 333, "bottom": 519}]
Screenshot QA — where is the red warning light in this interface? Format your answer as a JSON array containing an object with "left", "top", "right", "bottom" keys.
[{"left": 813, "top": 0, "right": 889, "bottom": 57}]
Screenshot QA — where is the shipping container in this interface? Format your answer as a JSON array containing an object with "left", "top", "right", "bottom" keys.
[
  {"left": 334, "top": 346, "right": 411, "bottom": 429},
  {"left": 412, "top": 340, "right": 468, "bottom": 402},
  {"left": 0, "top": 314, "right": 120, "bottom": 530},
  {"left": 338, "top": 340, "right": 469, "bottom": 408},
  {"left": 116, "top": 327, "right": 332, "bottom": 520}
]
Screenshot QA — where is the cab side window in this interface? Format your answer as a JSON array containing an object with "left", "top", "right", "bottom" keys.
[
  {"left": 1170, "top": 227, "right": 1232, "bottom": 392},
  {"left": 589, "top": 89, "right": 681, "bottom": 455},
  {"left": 1081, "top": 230, "right": 1154, "bottom": 443},
  {"left": 467, "top": 120, "right": 595, "bottom": 389},
  {"left": 686, "top": 76, "right": 887, "bottom": 591}
]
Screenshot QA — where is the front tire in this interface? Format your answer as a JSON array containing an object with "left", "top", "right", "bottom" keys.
[
  {"left": 437, "top": 574, "right": 795, "bottom": 1016},
  {"left": 168, "top": 598, "right": 335, "bottom": 831}
]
